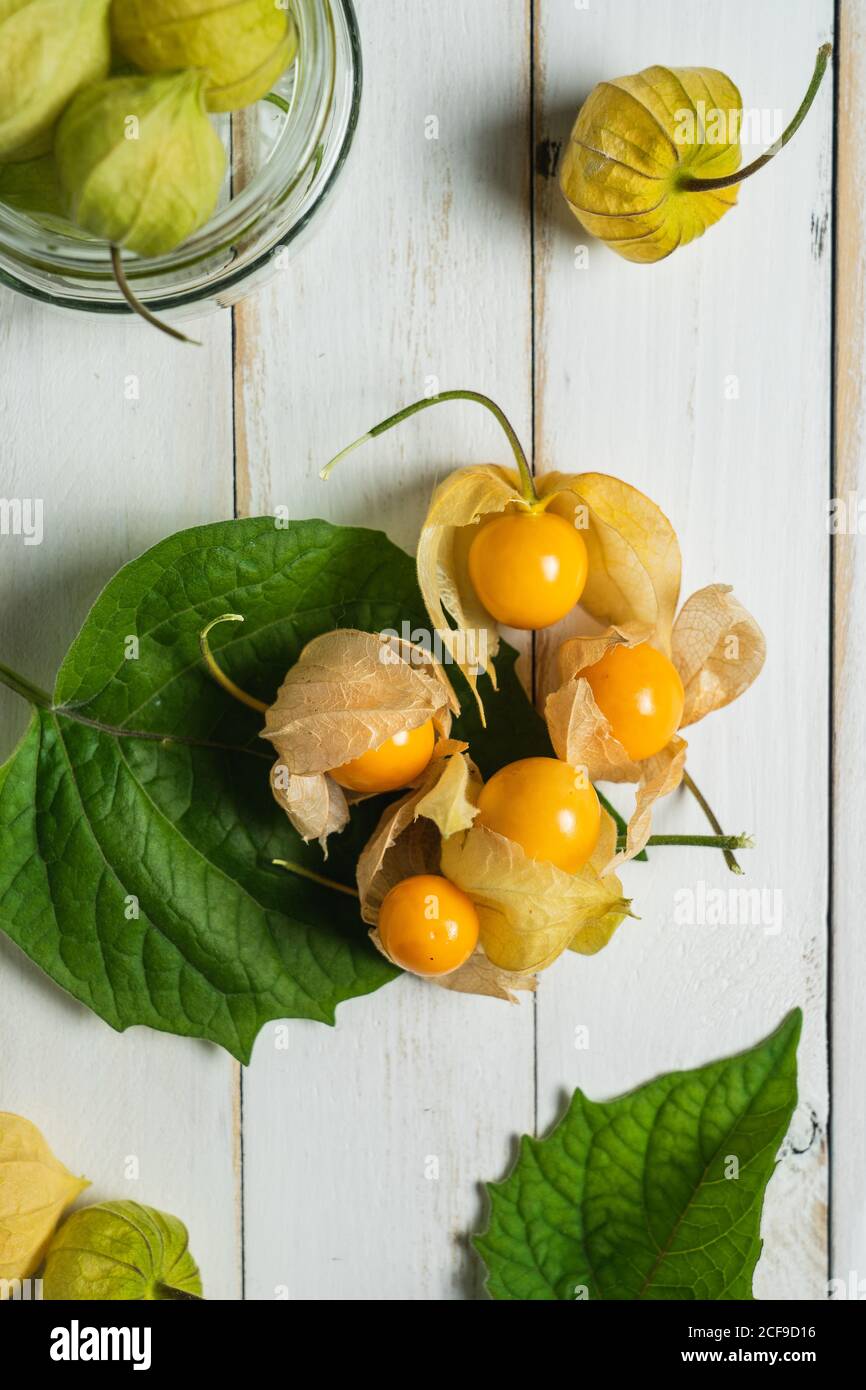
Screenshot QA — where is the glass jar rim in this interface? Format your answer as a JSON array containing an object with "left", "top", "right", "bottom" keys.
[{"left": 0, "top": 0, "right": 361, "bottom": 313}]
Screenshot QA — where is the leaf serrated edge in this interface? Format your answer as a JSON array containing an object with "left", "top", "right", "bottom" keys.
[{"left": 472, "top": 1010, "right": 802, "bottom": 1300}]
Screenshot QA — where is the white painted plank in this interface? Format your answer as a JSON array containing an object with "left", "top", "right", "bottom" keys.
[
  {"left": 0, "top": 303, "right": 241, "bottom": 1299},
  {"left": 534, "top": 0, "right": 833, "bottom": 1299},
  {"left": 832, "top": 0, "right": 866, "bottom": 1301},
  {"left": 238, "top": 0, "right": 535, "bottom": 1300}
]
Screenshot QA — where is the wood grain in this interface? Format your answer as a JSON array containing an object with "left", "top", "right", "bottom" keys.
[
  {"left": 533, "top": 0, "right": 834, "bottom": 1300},
  {"left": 0, "top": 305, "right": 242, "bottom": 1299},
  {"left": 235, "top": 0, "right": 536, "bottom": 1300},
  {"left": 0, "top": 0, "right": 846, "bottom": 1302},
  {"left": 832, "top": 0, "right": 866, "bottom": 1297}
]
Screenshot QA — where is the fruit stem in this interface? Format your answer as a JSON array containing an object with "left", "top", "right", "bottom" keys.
[
  {"left": 678, "top": 44, "right": 831, "bottom": 193},
  {"left": 617, "top": 832, "right": 754, "bottom": 852},
  {"left": 682, "top": 771, "right": 744, "bottom": 874},
  {"left": 263, "top": 91, "right": 290, "bottom": 114},
  {"left": 199, "top": 615, "right": 268, "bottom": 714},
  {"left": 0, "top": 661, "right": 52, "bottom": 708},
  {"left": 321, "top": 389, "right": 539, "bottom": 505},
  {"left": 272, "top": 859, "right": 360, "bottom": 897},
  {"left": 111, "top": 246, "right": 200, "bottom": 346}
]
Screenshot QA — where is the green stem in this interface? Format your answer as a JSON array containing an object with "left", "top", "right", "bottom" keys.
[
  {"left": 321, "top": 389, "right": 538, "bottom": 505},
  {"left": 678, "top": 44, "right": 831, "bottom": 193},
  {"left": 111, "top": 246, "right": 199, "bottom": 347},
  {"left": 263, "top": 91, "right": 290, "bottom": 114},
  {"left": 272, "top": 859, "right": 360, "bottom": 898},
  {"left": 616, "top": 833, "right": 753, "bottom": 852},
  {"left": 0, "top": 661, "right": 52, "bottom": 708},
  {"left": 199, "top": 614, "right": 269, "bottom": 714},
  {"left": 682, "top": 771, "right": 743, "bottom": 874}
]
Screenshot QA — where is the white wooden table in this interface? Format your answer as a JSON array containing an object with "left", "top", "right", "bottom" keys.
[{"left": 1, "top": 0, "right": 859, "bottom": 1300}]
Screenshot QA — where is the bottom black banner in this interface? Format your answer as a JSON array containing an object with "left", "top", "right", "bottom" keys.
[{"left": 0, "top": 1293, "right": 858, "bottom": 1373}]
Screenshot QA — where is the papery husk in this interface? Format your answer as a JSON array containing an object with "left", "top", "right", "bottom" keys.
[
  {"left": 55, "top": 70, "right": 226, "bottom": 258},
  {"left": 111, "top": 0, "right": 296, "bottom": 114},
  {"left": 357, "top": 742, "right": 478, "bottom": 923},
  {"left": 607, "top": 736, "right": 688, "bottom": 869},
  {"left": 0, "top": 1113, "right": 88, "bottom": 1287},
  {"left": 0, "top": 155, "right": 88, "bottom": 237},
  {"left": 263, "top": 629, "right": 457, "bottom": 774},
  {"left": 435, "top": 950, "right": 536, "bottom": 1003},
  {"left": 569, "top": 805, "right": 631, "bottom": 952},
  {"left": 268, "top": 766, "right": 349, "bottom": 853},
  {"left": 417, "top": 464, "right": 525, "bottom": 709},
  {"left": 0, "top": 0, "right": 112, "bottom": 163},
  {"left": 545, "top": 580, "right": 763, "bottom": 865},
  {"left": 559, "top": 65, "right": 742, "bottom": 264},
  {"left": 264, "top": 630, "right": 458, "bottom": 850},
  {"left": 439, "top": 813, "right": 629, "bottom": 973},
  {"left": 358, "top": 748, "right": 536, "bottom": 1001},
  {"left": 545, "top": 625, "right": 688, "bottom": 866},
  {"left": 539, "top": 472, "right": 681, "bottom": 652},
  {"left": 672, "top": 583, "right": 767, "bottom": 727},
  {"left": 546, "top": 624, "right": 654, "bottom": 784},
  {"left": 419, "top": 466, "right": 682, "bottom": 715}
]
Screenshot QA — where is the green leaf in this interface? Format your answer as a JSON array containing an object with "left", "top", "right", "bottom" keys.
[
  {"left": 474, "top": 1009, "right": 802, "bottom": 1300},
  {"left": 0, "top": 517, "right": 545, "bottom": 1062}
]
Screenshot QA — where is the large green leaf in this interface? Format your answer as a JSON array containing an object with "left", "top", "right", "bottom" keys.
[
  {"left": 0, "top": 517, "right": 552, "bottom": 1062},
  {"left": 475, "top": 1009, "right": 801, "bottom": 1300}
]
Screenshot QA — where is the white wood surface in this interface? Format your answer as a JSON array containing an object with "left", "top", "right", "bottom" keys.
[
  {"left": 237, "top": 0, "right": 536, "bottom": 1301},
  {"left": 0, "top": 312, "right": 241, "bottom": 1298},
  {"left": 0, "top": 0, "right": 851, "bottom": 1301},
  {"left": 533, "top": 0, "right": 834, "bottom": 1303}
]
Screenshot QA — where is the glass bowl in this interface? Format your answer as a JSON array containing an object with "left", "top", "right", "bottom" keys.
[{"left": 0, "top": 0, "right": 361, "bottom": 320}]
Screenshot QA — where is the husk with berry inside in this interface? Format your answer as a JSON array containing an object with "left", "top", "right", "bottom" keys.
[
  {"left": 358, "top": 746, "right": 628, "bottom": 986},
  {"left": 546, "top": 587, "right": 765, "bottom": 868},
  {"left": 440, "top": 812, "right": 630, "bottom": 974},
  {"left": 262, "top": 629, "right": 458, "bottom": 850},
  {"left": 358, "top": 747, "right": 537, "bottom": 1001},
  {"left": 419, "top": 468, "right": 683, "bottom": 712}
]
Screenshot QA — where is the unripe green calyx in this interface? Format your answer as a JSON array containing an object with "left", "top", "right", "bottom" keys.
[
  {"left": 55, "top": 70, "right": 226, "bottom": 259},
  {"left": 0, "top": 154, "right": 86, "bottom": 236},
  {"left": 111, "top": 0, "right": 299, "bottom": 114},
  {"left": 43, "top": 1201, "right": 203, "bottom": 1301},
  {"left": 0, "top": 0, "right": 111, "bottom": 162}
]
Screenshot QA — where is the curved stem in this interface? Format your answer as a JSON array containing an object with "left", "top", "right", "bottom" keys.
[
  {"left": 111, "top": 246, "right": 199, "bottom": 346},
  {"left": 682, "top": 771, "right": 743, "bottom": 874},
  {"left": 321, "top": 389, "right": 538, "bottom": 504},
  {"left": 263, "top": 91, "right": 290, "bottom": 114},
  {"left": 0, "top": 661, "right": 52, "bottom": 708},
  {"left": 617, "top": 832, "right": 753, "bottom": 852},
  {"left": 678, "top": 44, "right": 831, "bottom": 192},
  {"left": 199, "top": 614, "right": 268, "bottom": 714},
  {"left": 272, "top": 859, "right": 359, "bottom": 898}
]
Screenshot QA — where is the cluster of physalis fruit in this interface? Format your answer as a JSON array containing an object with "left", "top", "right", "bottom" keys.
[{"left": 202, "top": 393, "right": 766, "bottom": 1001}]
